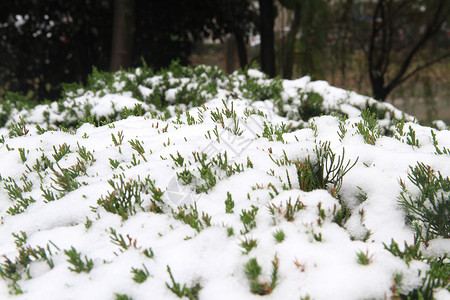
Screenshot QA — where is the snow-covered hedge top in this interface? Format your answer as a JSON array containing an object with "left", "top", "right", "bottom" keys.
[
  {"left": 0, "top": 63, "right": 448, "bottom": 299},
  {"left": 3, "top": 61, "right": 446, "bottom": 138}
]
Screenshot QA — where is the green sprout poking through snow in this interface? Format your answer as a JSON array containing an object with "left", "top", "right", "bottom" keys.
[
  {"left": 295, "top": 142, "right": 358, "bottom": 194},
  {"left": 165, "top": 266, "right": 201, "bottom": 300},
  {"left": 244, "top": 256, "right": 279, "bottom": 295},
  {"left": 64, "top": 247, "right": 94, "bottom": 273}
]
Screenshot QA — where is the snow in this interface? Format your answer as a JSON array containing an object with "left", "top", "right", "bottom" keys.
[
  {"left": 247, "top": 69, "right": 265, "bottom": 79},
  {"left": 0, "top": 69, "right": 448, "bottom": 299}
]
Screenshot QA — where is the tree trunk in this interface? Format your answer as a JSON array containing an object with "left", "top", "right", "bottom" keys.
[
  {"left": 234, "top": 30, "right": 248, "bottom": 70},
  {"left": 226, "top": 35, "right": 237, "bottom": 73},
  {"left": 371, "top": 74, "right": 388, "bottom": 101},
  {"left": 282, "top": 2, "right": 301, "bottom": 79},
  {"left": 110, "top": 0, "right": 135, "bottom": 72},
  {"left": 258, "top": 0, "right": 276, "bottom": 77}
]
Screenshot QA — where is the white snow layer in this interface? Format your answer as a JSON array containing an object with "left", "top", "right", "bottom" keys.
[{"left": 0, "top": 74, "right": 448, "bottom": 300}]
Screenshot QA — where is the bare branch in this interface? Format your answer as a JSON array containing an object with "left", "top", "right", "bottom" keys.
[
  {"left": 388, "top": 0, "right": 446, "bottom": 89},
  {"left": 394, "top": 53, "right": 450, "bottom": 87},
  {"left": 352, "top": 33, "right": 369, "bottom": 55}
]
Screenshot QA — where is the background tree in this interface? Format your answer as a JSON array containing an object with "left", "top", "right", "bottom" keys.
[
  {"left": 278, "top": 0, "right": 302, "bottom": 79},
  {"left": 213, "top": 0, "right": 259, "bottom": 70},
  {"left": 278, "top": 0, "right": 329, "bottom": 79},
  {"left": 258, "top": 0, "right": 276, "bottom": 78},
  {"left": 326, "top": 0, "right": 354, "bottom": 84},
  {"left": 110, "top": 0, "right": 135, "bottom": 72},
  {"left": 1, "top": 0, "right": 448, "bottom": 110},
  {"left": 133, "top": 1, "right": 217, "bottom": 71},
  {"left": 352, "top": 0, "right": 450, "bottom": 101},
  {"left": 0, "top": 0, "right": 258, "bottom": 100},
  {"left": 0, "top": 0, "right": 113, "bottom": 100}
]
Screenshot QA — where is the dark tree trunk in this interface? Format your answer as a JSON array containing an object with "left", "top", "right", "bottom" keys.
[
  {"left": 282, "top": 2, "right": 301, "bottom": 79},
  {"left": 371, "top": 75, "right": 388, "bottom": 101},
  {"left": 110, "top": 0, "right": 135, "bottom": 72},
  {"left": 226, "top": 35, "right": 237, "bottom": 73},
  {"left": 234, "top": 30, "right": 248, "bottom": 70},
  {"left": 258, "top": 0, "right": 276, "bottom": 77}
]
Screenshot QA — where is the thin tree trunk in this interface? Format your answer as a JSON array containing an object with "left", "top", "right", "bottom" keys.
[
  {"left": 234, "top": 30, "right": 248, "bottom": 70},
  {"left": 226, "top": 35, "right": 237, "bottom": 73},
  {"left": 259, "top": 0, "right": 276, "bottom": 77},
  {"left": 283, "top": 2, "right": 301, "bottom": 79},
  {"left": 110, "top": 0, "right": 135, "bottom": 72}
]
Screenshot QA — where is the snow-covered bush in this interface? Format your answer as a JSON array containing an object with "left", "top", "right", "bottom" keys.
[
  {"left": 0, "top": 63, "right": 449, "bottom": 299},
  {"left": 1, "top": 60, "right": 429, "bottom": 138}
]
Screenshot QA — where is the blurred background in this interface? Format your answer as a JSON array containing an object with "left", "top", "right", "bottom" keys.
[{"left": 0, "top": 0, "right": 449, "bottom": 123}]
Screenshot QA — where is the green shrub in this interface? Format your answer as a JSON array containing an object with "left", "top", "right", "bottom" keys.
[
  {"left": 240, "top": 74, "right": 283, "bottom": 102},
  {"left": 399, "top": 162, "right": 450, "bottom": 243},
  {"left": 299, "top": 92, "right": 324, "bottom": 121},
  {"left": 0, "top": 92, "right": 36, "bottom": 127},
  {"left": 356, "top": 109, "right": 382, "bottom": 145},
  {"left": 295, "top": 142, "right": 358, "bottom": 193},
  {"left": 384, "top": 239, "right": 449, "bottom": 299}
]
